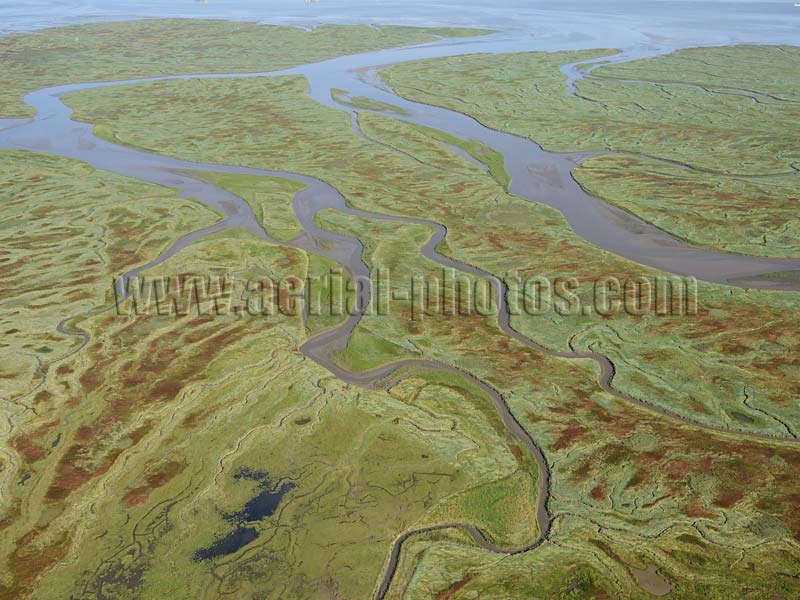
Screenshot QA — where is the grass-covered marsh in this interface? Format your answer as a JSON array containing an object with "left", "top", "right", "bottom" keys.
[
  {"left": 62, "top": 69, "right": 800, "bottom": 436},
  {"left": 4, "top": 30, "right": 800, "bottom": 599},
  {"left": 383, "top": 46, "right": 800, "bottom": 258},
  {"left": 0, "top": 19, "right": 492, "bottom": 118}
]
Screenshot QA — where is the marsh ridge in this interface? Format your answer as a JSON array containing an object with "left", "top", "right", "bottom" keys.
[{"left": 2, "top": 32, "right": 799, "bottom": 599}]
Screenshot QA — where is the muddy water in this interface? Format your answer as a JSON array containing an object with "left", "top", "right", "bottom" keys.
[
  {"left": 630, "top": 565, "right": 674, "bottom": 597},
  {"left": 2, "top": 32, "right": 799, "bottom": 599},
  {"left": 5, "top": 34, "right": 800, "bottom": 287},
  {"left": 300, "top": 54, "right": 800, "bottom": 288}
]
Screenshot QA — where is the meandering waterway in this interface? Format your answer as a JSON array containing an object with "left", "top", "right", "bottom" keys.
[{"left": 2, "top": 29, "right": 799, "bottom": 599}]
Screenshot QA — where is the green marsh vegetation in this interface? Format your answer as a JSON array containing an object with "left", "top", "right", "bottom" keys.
[
  {"left": 0, "top": 26, "right": 532, "bottom": 599},
  {"left": 384, "top": 45, "right": 800, "bottom": 258},
  {"left": 194, "top": 171, "right": 306, "bottom": 241},
  {"left": 331, "top": 88, "right": 409, "bottom": 116},
  {"left": 4, "top": 24, "right": 800, "bottom": 598},
  {"left": 575, "top": 153, "right": 800, "bottom": 257},
  {"left": 0, "top": 19, "right": 492, "bottom": 118},
  {"left": 0, "top": 160, "right": 539, "bottom": 599},
  {"left": 363, "top": 117, "right": 512, "bottom": 190},
  {"left": 64, "top": 67, "right": 800, "bottom": 436},
  {"left": 57, "top": 58, "right": 800, "bottom": 597},
  {"left": 0, "top": 150, "right": 219, "bottom": 399}
]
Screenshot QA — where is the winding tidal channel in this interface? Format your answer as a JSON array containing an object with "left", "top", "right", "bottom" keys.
[{"left": 2, "top": 32, "right": 799, "bottom": 598}]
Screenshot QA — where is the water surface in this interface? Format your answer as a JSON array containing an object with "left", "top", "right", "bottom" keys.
[{"left": 2, "top": 1, "right": 799, "bottom": 51}]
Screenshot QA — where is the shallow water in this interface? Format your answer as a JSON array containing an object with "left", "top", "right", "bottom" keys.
[
  {"left": 193, "top": 526, "right": 259, "bottom": 561},
  {"left": 630, "top": 565, "right": 674, "bottom": 596},
  {"left": 2, "top": 0, "right": 799, "bottom": 51}
]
